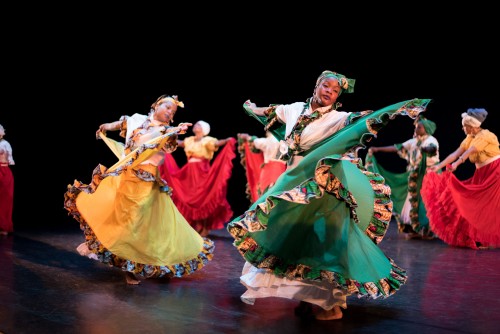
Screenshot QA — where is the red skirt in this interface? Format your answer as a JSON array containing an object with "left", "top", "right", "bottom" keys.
[
  {"left": 421, "top": 158, "right": 500, "bottom": 249},
  {"left": 239, "top": 141, "right": 286, "bottom": 203},
  {"left": 160, "top": 138, "right": 236, "bottom": 231},
  {"left": 0, "top": 166, "right": 14, "bottom": 233},
  {"left": 258, "top": 160, "right": 286, "bottom": 198}
]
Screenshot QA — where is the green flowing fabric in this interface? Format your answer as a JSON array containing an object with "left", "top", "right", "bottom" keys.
[
  {"left": 365, "top": 147, "right": 434, "bottom": 236},
  {"left": 365, "top": 153, "right": 409, "bottom": 214},
  {"left": 246, "top": 99, "right": 428, "bottom": 223},
  {"left": 229, "top": 98, "right": 431, "bottom": 299}
]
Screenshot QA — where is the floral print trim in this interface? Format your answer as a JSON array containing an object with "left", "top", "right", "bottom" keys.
[
  {"left": 80, "top": 218, "right": 214, "bottom": 279},
  {"left": 226, "top": 154, "right": 402, "bottom": 299},
  {"left": 119, "top": 112, "right": 179, "bottom": 154},
  {"left": 64, "top": 164, "right": 214, "bottom": 279},
  {"left": 276, "top": 99, "right": 342, "bottom": 161},
  {"left": 108, "top": 132, "right": 178, "bottom": 175},
  {"left": 394, "top": 143, "right": 435, "bottom": 238},
  {"left": 366, "top": 98, "right": 430, "bottom": 135},
  {"left": 263, "top": 105, "right": 281, "bottom": 134}
]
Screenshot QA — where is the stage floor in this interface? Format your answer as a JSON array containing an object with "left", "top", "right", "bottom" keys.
[{"left": 1, "top": 220, "right": 499, "bottom": 334}]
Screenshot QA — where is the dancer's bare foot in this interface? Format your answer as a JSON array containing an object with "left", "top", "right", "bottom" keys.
[
  {"left": 200, "top": 227, "right": 210, "bottom": 237},
  {"left": 315, "top": 306, "right": 343, "bottom": 320},
  {"left": 125, "top": 272, "right": 140, "bottom": 285},
  {"left": 405, "top": 232, "right": 421, "bottom": 240}
]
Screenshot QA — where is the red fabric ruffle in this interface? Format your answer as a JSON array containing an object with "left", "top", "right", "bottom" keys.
[
  {"left": 421, "top": 159, "right": 500, "bottom": 249},
  {"left": 159, "top": 138, "right": 236, "bottom": 231},
  {"left": 0, "top": 166, "right": 14, "bottom": 233}
]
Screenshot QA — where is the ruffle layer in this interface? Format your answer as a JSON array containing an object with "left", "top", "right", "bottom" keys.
[
  {"left": 227, "top": 156, "right": 405, "bottom": 299},
  {"left": 421, "top": 167, "right": 500, "bottom": 249}
]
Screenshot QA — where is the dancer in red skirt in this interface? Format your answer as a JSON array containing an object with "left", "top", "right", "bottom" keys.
[
  {"left": 422, "top": 108, "right": 500, "bottom": 249},
  {"left": 0, "top": 123, "right": 15, "bottom": 236}
]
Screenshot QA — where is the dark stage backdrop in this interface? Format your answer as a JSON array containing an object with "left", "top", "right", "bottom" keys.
[{"left": 2, "top": 45, "right": 498, "bottom": 230}]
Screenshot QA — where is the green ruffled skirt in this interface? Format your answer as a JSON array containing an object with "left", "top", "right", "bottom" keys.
[{"left": 227, "top": 98, "right": 430, "bottom": 299}]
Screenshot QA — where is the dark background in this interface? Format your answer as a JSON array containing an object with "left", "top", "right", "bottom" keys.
[{"left": 2, "top": 19, "right": 498, "bottom": 230}]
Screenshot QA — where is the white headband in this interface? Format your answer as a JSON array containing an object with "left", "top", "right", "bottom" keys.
[
  {"left": 197, "top": 120, "right": 210, "bottom": 136},
  {"left": 162, "top": 97, "right": 184, "bottom": 108},
  {"left": 461, "top": 113, "right": 481, "bottom": 128}
]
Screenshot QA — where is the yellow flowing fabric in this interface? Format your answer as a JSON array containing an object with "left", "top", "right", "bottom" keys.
[
  {"left": 104, "top": 132, "right": 174, "bottom": 172},
  {"left": 99, "top": 133, "right": 125, "bottom": 159},
  {"left": 65, "top": 122, "right": 214, "bottom": 278},
  {"left": 76, "top": 164, "right": 205, "bottom": 266}
]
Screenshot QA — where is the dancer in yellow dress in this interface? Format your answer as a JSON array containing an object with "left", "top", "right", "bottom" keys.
[{"left": 64, "top": 95, "right": 214, "bottom": 284}]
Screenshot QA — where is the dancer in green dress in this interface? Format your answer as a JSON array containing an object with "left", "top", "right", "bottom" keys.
[
  {"left": 227, "top": 70, "right": 430, "bottom": 320},
  {"left": 366, "top": 116, "right": 440, "bottom": 239}
]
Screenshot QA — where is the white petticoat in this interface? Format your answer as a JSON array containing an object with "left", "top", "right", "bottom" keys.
[
  {"left": 239, "top": 261, "right": 347, "bottom": 310},
  {"left": 76, "top": 242, "right": 99, "bottom": 260}
]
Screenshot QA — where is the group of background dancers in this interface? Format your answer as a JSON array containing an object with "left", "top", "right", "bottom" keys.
[{"left": 1, "top": 70, "right": 498, "bottom": 321}]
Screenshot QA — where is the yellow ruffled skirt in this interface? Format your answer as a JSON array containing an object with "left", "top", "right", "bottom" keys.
[{"left": 65, "top": 163, "right": 214, "bottom": 278}]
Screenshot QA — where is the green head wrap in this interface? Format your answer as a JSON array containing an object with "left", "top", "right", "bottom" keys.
[
  {"left": 315, "top": 70, "right": 355, "bottom": 95},
  {"left": 419, "top": 117, "right": 437, "bottom": 135}
]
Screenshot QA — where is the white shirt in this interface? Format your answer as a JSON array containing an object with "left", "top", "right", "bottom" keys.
[
  {"left": 253, "top": 133, "right": 282, "bottom": 163},
  {"left": 399, "top": 135, "right": 440, "bottom": 169},
  {"left": 124, "top": 113, "right": 170, "bottom": 166},
  {"left": 275, "top": 101, "right": 351, "bottom": 151}
]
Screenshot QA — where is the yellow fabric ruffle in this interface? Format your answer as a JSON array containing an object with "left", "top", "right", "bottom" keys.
[{"left": 76, "top": 164, "right": 205, "bottom": 266}]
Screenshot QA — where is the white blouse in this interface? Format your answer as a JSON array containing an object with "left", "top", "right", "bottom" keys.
[
  {"left": 253, "top": 133, "right": 282, "bottom": 163},
  {"left": 275, "top": 101, "right": 350, "bottom": 152},
  {"left": 123, "top": 113, "right": 170, "bottom": 166},
  {"left": 399, "top": 135, "right": 440, "bottom": 169}
]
